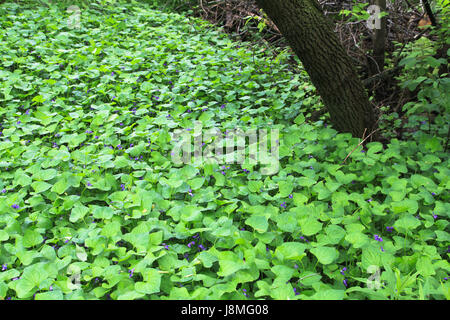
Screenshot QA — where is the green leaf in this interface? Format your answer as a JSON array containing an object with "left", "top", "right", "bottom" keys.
[
  {"left": 31, "top": 181, "right": 52, "bottom": 193},
  {"left": 416, "top": 256, "right": 435, "bottom": 277},
  {"left": 278, "top": 180, "right": 293, "bottom": 197},
  {"left": 23, "top": 229, "right": 44, "bottom": 248},
  {"left": 169, "top": 287, "right": 191, "bottom": 299},
  {"left": 117, "top": 290, "right": 146, "bottom": 300},
  {"left": 100, "top": 221, "right": 121, "bottom": 238},
  {"left": 180, "top": 205, "right": 202, "bottom": 222},
  {"left": 70, "top": 203, "right": 90, "bottom": 223},
  {"left": 188, "top": 177, "right": 205, "bottom": 190},
  {"left": 135, "top": 269, "right": 161, "bottom": 295},
  {"left": 217, "top": 251, "right": 247, "bottom": 277},
  {"left": 248, "top": 180, "right": 263, "bottom": 193},
  {"left": 35, "top": 290, "right": 64, "bottom": 300},
  {"left": 196, "top": 251, "right": 218, "bottom": 268},
  {"left": 410, "top": 174, "right": 435, "bottom": 189},
  {"left": 0, "top": 230, "right": 9, "bottom": 242},
  {"left": 334, "top": 171, "right": 356, "bottom": 184},
  {"left": 16, "top": 250, "right": 38, "bottom": 266},
  {"left": 345, "top": 232, "right": 369, "bottom": 248},
  {"left": 15, "top": 263, "right": 49, "bottom": 298},
  {"left": 394, "top": 215, "right": 421, "bottom": 231},
  {"left": 299, "top": 217, "right": 323, "bottom": 236},
  {"left": 37, "top": 169, "right": 58, "bottom": 181},
  {"left": 310, "top": 246, "right": 339, "bottom": 265},
  {"left": 423, "top": 136, "right": 442, "bottom": 152},
  {"left": 325, "top": 225, "right": 346, "bottom": 244},
  {"left": 361, "top": 246, "right": 382, "bottom": 269},
  {"left": 92, "top": 206, "right": 114, "bottom": 219},
  {"left": 297, "top": 177, "right": 316, "bottom": 188},
  {"left": 245, "top": 215, "right": 269, "bottom": 233},
  {"left": 15, "top": 278, "right": 36, "bottom": 299},
  {"left": 310, "top": 289, "right": 346, "bottom": 300},
  {"left": 393, "top": 199, "right": 418, "bottom": 214},
  {"left": 276, "top": 211, "right": 297, "bottom": 232},
  {"left": 292, "top": 192, "right": 308, "bottom": 205},
  {"left": 270, "top": 283, "right": 296, "bottom": 300},
  {"left": 312, "top": 181, "right": 331, "bottom": 200},
  {"left": 294, "top": 114, "right": 305, "bottom": 124},
  {"left": 16, "top": 172, "right": 32, "bottom": 187},
  {"left": 51, "top": 178, "right": 69, "bottom": 194},
  {"left": 149, "top": 231, "right": 163, "bottom": 245},
  {"left": 275, "top": 242, "right": 306, "bottom": 261}
]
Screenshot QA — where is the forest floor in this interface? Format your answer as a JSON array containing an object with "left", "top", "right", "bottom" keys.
[{"left": 0, "top": 1, "right": 448, "bottom": 300}]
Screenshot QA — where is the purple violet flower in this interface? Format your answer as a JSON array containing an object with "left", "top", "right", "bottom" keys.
[
  {"left": 300, "top": 236, "right": 309, "bottom": 242},
  {"left": 374, "top": 235, "right": 383, "bottom": 242}
]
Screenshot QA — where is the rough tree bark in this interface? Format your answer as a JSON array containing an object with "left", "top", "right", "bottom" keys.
[{"left": 255, "top": 0, "right": 376, "bottom": 138}]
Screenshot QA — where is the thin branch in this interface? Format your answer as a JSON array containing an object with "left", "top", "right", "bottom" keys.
[{"left": 341, "top": 128, "right": 380, "bottom": 164}]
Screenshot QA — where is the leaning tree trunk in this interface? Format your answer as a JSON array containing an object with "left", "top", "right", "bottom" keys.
[{"left": 255, "top": 0, "right": 376, "bottom": 138}]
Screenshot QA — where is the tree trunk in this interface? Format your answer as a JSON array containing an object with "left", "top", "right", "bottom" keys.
[
  {"left": 368, "top": 0, "right": 387, "bottom": 76},
  {"left": 368, "top": 0, "right": 387, "bottom": 101},
  {"left": 255, "top": 0, "right": 376, "bottom": 138}
]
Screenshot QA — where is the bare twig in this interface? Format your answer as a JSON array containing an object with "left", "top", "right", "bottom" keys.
[{"left": 342, "top": 128, "right": 380, "bottom": 164}]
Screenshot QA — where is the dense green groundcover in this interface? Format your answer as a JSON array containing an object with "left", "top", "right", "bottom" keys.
[{"left": 0, "top": 1, "right": 449, "bottom": 300}]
